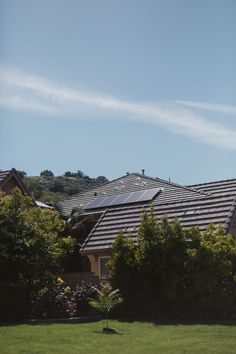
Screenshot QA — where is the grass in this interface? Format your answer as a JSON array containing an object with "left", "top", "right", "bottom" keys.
[{"left": 0, "top": 320, "right": 236, "bottom": 354}]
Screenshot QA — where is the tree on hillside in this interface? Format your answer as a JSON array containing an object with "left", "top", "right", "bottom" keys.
[
  {"left": 64, "top": 171, "right": 73, "bottom": 177},
  {"left": 23, "top": 177, "right": 43, "bottom": 199},
  {"left": 0, "top": 188, "right": 75, "bottom": 320},
  {"left": 63, "top": 170, "right": 85, "bottom": 178},
  {"left": 96, "top": 176, "right": 109, "bottom": 184},
  {"left": 76, "top": 170, "right": 84, "bottom": 178},
  {"left": 40, "top": 169, "right": 54, "bottom": 177},
  {"left": 23, "top": 171, "right": 109, "bottom": 206},
  {"left": 17, "top": 170, "right": 27, "bottom": 179}
]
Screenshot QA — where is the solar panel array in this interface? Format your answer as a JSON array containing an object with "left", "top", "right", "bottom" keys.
[{"left": 85, "top": 188, "right": 161, "bottom": 210}]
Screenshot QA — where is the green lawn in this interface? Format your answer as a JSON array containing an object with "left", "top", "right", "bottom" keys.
[{"left": 0, "top": 320, "right": 236, "bottom": 354}]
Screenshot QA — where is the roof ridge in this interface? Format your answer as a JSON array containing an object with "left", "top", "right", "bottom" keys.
[
  {"left": 187, "top": 178, "right": 236, "bottom": 187},
  {"left": 131, "top": 172, "right": 209, "bottom": 196},
  {"left": 0, "top": 168, "right": 17, "bottom": 184},
  {"left": 0, "top": 168, "right": 28, "bottom": 195},
  {"left": 155, "top": 192, "right": 235, "bottom": 206},
  {"left": 58, "top": 172, "right": 209, "bottom": 207},
  {"left": 57, "top": 173, "right": 134, "bottom": 204}
]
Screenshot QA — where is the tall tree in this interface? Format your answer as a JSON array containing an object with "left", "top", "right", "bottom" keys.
[
  {"left": 0, "top": 188, "right": 74, "bottom": 320},
  {"left": 110, "top": 210, "right": 236, "bottom": 319}
]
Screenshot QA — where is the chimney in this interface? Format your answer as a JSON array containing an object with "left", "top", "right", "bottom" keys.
[{"left": 142, "top": 169, "right": 145, "bottom": 175}]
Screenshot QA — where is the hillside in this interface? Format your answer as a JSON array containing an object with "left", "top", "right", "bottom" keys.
[{"left": 19, "top": 170, "right": 109, "bottom": 205}]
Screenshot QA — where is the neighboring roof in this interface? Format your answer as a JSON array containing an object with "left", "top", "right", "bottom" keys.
[
  {"left": 0, "top": 169, "right": 55, "bottom": 210},
  {"left": 0, "top": 168, "right": 27, "bottom": 194},
  {"left": 79, "top": 175, "right": 236, "bottom": 253},
  {"left": 58, "top": 173, "right": 205, "bottom": 217},
  {"left": 0, "top": 170, "right": 11, "bottom": 185},
  {"left": 187, "top": 179, "right": 236, "bottom": 197},
  {"left": 35, "top": 200, "right": 54, "bottom": 209}
]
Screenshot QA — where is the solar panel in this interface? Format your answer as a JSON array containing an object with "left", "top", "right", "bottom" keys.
[
  {"left": 95, "top": 195, "right": 119, "bottom": 208},
  {"left": 124, "top": 190, "right": 146, "bottom": 204},
  {"left": 85, "top": 187, "right": 162, "bottom": 210},
  {"left": 84, "top": 198, "right": 105, "bottom": 210},
  {"left": 110, "top": 193, "right": 130, "bottom": 205},
  {"left": 138, "top": 188, "right": 161, "bottom": 202}
]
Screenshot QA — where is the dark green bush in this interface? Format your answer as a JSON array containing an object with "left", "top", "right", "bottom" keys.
[
  {"left": 71, "top": 283, "right": 98, "bottom": 316},
  {"left": 0, "top": 283, "right": 28, "bottom": 321},
  {"left": 31, "top": 280, "right": 99, "bottom": 319},
  {"left": 0, "top": 189, "right": 74, "bottom": 321},
  {"left": 31, "top": 281, "right": 73, "bottom": 319},
  {"left": 110, "top": 210, "right": 236, "bottom": 320}
]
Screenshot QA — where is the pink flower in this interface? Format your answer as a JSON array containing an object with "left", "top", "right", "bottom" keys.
[{"left": 71, "top": 303, "right": 77, "bottom": 310}]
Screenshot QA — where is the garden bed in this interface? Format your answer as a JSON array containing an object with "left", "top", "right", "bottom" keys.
[{"left": 24, "top": 314, "right": 102, "bottom": 325}]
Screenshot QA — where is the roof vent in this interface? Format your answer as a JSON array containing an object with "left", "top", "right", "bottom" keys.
[
  {"left": 142, "top": 169, "right": 145, "bottom": 175},
  {"left": 183, "top": 210, "right": 198, "bottom": 216},
  {"left": 126, "top": 172, "right": 129, "bottom": 175},
  {"left": 94, "top": 192, "right": 97, "bottom": 196}
]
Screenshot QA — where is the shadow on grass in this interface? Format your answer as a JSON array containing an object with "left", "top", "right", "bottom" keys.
[
  {"left": 93, "top": 330, "right": 123, "bottom": 335},
  {"left": 115, "top": 318, "right": 236, "bottom": 327},
  {"left": 1, "top": 317, "right": 236, "bottom": 328},
  {"left": 0, "top": 316, "right": 102, "bottom": 327}
]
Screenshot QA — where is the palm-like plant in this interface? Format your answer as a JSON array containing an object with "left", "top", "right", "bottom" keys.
[{"left": 88, "top": 282, "right": 123, "bottom": 330}]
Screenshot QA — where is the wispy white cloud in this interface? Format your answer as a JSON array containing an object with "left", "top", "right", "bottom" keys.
[
  {"left": 0, "top": 65, "right": 236, "bottom": 150},
  {"left": 175, "top": 100, "right": 236, "bottom": 116},
  {"left": 0, "top": 95, "right": 61, "bottom": 116}
]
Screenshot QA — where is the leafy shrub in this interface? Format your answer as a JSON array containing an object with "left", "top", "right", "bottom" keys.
[
  {"left": 71, "top": 282, "right": 98, "bottom": 316},
  {"left": 110, "top": 210, "right": 236, "bottom": 320},
  {"left": 31, "top": 279, "right": 99, "bottom": 319},
  {"left": 31, "top": 278, "right": 78, "bottom": 319},
  {"left": 0, "top": 283, "right": 28, "bottom": 321},
  {"left": 88, "top": 282, "right": 123, "bottom": 329},
  {"left": 0, "top": 189, "right": 75, "bottom": 321}
]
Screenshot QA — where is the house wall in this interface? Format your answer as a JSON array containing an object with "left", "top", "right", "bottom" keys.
[
  {"left": 87, "top": 251, "right": 112, "bottom": 277},
  {"left": 229, "top": 211, "right": 236, "bottom": 239},
  {"left": 1, "top": 177, "right": 23, "bottom": 194}
]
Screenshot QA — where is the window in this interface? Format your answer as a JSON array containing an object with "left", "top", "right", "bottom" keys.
[{"left": 99, "top": 257, "right": 111, "bottom": 279}]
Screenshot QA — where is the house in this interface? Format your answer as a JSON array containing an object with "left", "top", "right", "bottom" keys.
[
  {"left": 58, "top": 172, "right": 236, "bottom": 279},
  {"left": 0, "top": 168, "right": 28, "bottom": 195},
  {"left": 0, "top": 168, "right": 53, "bottom": 210}
]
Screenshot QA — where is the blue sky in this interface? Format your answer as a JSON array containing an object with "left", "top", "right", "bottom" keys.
[{"left": 0, "top": 0, "right": 235, "bottom": 184}]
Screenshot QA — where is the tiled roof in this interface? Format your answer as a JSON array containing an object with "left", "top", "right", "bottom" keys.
[
  {"left": 57, "top": 173, "right": 236, "bottom": 253},
  {"left": 58, "top": 173, "right": 205, "bottom": 217},
  {"left": 0, "top": 170, "right": 12, "bottom": 186},
  {"left": 0, "top": 168, "right": 28, "bottom": 195},
  {"left": 187, "top": 179, "right": 236, "bottom": 197},
  {"left": 77, "top": 175, "right": 236, "bottom": 253},
  {"left": 81, "top": 193, "right": 236, "bottom": 252}
]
